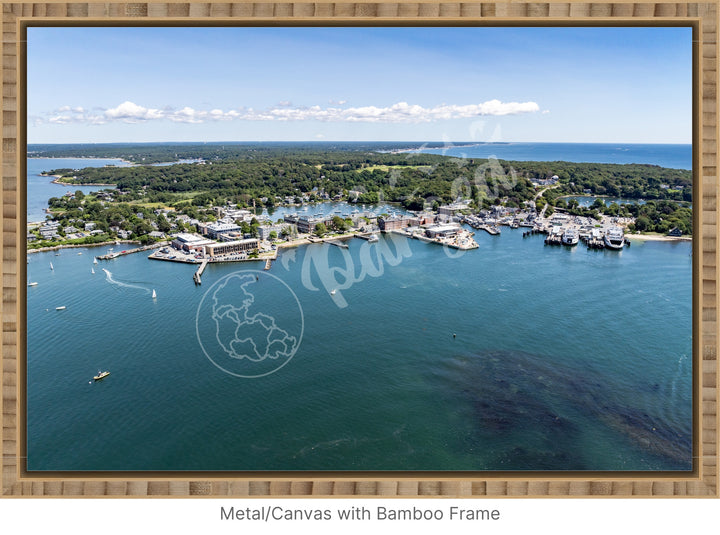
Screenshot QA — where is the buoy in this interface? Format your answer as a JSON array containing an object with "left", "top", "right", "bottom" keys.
[{"left": 453, "top": 333, "right": 456, "bottom": 338}]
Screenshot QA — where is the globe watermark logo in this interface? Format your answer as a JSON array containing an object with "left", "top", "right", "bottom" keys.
[{"left": 195, "top": 270, "right": 304, "bottom": 378}]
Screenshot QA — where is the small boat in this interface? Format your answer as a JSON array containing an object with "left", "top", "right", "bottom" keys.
[
  {"left": 91, "top": 267, "right": 95, "bottom": 274},
  {"left": 367, "top": 234, "right": 379, "bottom": 243},
  {"left": 93, "top": 370, "right": 110, "bottom": 381},
  {"left": 55, "top": 306, "right": 66, "bottom": 310},
  {"left": 54, "top": 253, "right": 60, "bottom": 256},
  {"left": 77, "top": 252, "right": 82, "bottom": 255},
  {"left": 330, "top": 289, "right": 336, "bottom": 295},
  {"left": 28, "top": 282, "right": 38, "bottom": 287},
  {"left": 50, "top": 262, "right": 54, "bottom": 270},
  {"left": 152, "top": 289, "right": 157, "bottom": 299},
  {"left": 93, "top": 257, "right": 98, "bottom": 264}
]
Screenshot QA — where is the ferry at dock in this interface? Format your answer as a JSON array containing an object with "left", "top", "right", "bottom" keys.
[
  {"left": 604, "top": 227, "right": 625, "bottom": 249},
  {"left": 561, "top": 228, "right": 579, "bottom": 246}
]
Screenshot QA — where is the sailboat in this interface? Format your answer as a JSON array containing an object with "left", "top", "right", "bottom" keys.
[
  {"left": 91, "top": 267, "right": 95, "bottom": 274},
  {"left": 152, "top": 289, "right": 157, "bottom": 299},
  {"left": 50, "top": 262, "right": 54, "bottom": 270},
  {"left": 93, "top": 257, "right": 98, "bottom": 265}
]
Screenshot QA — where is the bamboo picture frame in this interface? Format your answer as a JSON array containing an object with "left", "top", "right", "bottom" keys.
[{"left": 1, "top": 1, "right": 717, "bottom": 498}]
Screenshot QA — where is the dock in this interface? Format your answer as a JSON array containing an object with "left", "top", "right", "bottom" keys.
[
  {"left": 479, "top": 225, "right": 501, "bottom": 236},
  {"left": 544, "top": 233, "right": 562, "bottom": 245},
  {"left": 327, "top": 240, "right": 349, "bottom": 248},
  {"left": 193, "top": 258, "right": 209, "bottom": 285},
  {"left": 264, "top": 258, "right": 272, "bottom": 270},
  {"left": 97, "top": 241, "right": 167, "bottom": 260},
  {"left": 354, "top": 233, "right": 376, "bottom": 241}
]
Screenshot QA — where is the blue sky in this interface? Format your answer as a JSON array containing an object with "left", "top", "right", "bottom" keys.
[{"left": 27, "top": 27, "right": 691, "bottom": 144}]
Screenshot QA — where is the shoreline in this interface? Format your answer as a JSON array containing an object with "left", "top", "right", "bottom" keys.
[
  {"left": 50, "top": 176, "right": 116, "bottom": 187},
  {"left": 27, "top": 239, "right": 140, "bottom": 254},
  {"left": 624, "top": 233, "right": 692, "bottom": 242}
]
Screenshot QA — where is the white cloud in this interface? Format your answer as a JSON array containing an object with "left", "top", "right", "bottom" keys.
[
  {"left": 104, "top": 101, "right": 164, "bottom": 122},
  {"left": 36, "top": 99, "right": 542, "bottom": 127}
]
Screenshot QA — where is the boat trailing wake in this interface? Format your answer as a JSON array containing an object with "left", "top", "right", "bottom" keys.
[{"left": 102, "top": 268, "right": 151, "bottom": 294}]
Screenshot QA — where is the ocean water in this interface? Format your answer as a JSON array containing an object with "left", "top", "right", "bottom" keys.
[
  {"left": 26, "top": 231, "right": 692, "bottom": 471},
  {"left": 25, "top": 145, "right": 693, "bottom": 472},
  {"left": 411, "top": 142, "right": 692, "bottom": 170}
]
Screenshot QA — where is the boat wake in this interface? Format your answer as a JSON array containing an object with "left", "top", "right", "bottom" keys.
[{"left": 102, "top": 268, "right": 151, "bottom": 294}]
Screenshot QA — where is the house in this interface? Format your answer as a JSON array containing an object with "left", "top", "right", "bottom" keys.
[
  {"left": 84, "top": 222, "right": 96, "bottom": 231},
  {"left": 667, "top": 227, "right": 683, "bottom": 237}
]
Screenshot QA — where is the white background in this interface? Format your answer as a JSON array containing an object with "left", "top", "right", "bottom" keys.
[{"left": 1, "top": 497, "right": 718, "bottom": 534}]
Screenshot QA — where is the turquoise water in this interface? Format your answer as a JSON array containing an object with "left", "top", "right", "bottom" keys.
[
  {"left": 413, "top": 142, "right": 691, "bottom": 170},
  {"left": 27, "top": 230, "right": 692, "bottom": 471}
]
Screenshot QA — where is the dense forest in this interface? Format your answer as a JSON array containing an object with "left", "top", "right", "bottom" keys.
[{"left": 29, "top": 142, "right": 436, "bottom": 165}]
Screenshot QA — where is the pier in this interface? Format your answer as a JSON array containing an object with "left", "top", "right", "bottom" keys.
[
  {"left": 264, "top": 258, "right": 272, "bottom": 270},
  {"left": 194, "top": 258, "right": 209, "bottom": 285},
  {"left": 97, "top": 241, "right": 167, "bottom": 260},
  {"left": 479, "top": 224, "right": 501, "bottom": 236},
  {"left": 354, "top": 233, "right": 375, "bottom": 241}
]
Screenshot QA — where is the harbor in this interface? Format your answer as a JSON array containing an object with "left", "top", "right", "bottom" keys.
[{"left": 26, "top": 226, "right": 692, "bottom": 472}]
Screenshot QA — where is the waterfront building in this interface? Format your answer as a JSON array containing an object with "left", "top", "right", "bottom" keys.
[
  {"left": 203, "top": 222, "right": 243, "bottom": 240},
  {"left": 425, "top": 224, "right": 461, "bottom": 239},
  {"left": 296, "top": 215, "right": 326, "bottom": 234},
  {"left": 438, "top": 202, "right": 470, "bottom": 217},
  {"left": 171, "top": 233, "right": 214, "bottom": 252},
  {"left": 205, "top": 239, "right": 258, "bottom": 257},
  {"left": 378, "top": 216, "right": 410, "bottom": 231},
  {"left": 407, "top": 213, "right": 436, "bottom": 227},
  {"left": 258, "top": 225, "right": 287, "bottom": 241}
]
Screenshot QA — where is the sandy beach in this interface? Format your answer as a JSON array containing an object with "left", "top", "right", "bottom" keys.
[{"left": 624, "top": 233, "right": 692, "bottom": 242}]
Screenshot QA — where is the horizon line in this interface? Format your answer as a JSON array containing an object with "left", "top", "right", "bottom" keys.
[{"left": 27, "top": 140, "right": 693, "bottom": 146}]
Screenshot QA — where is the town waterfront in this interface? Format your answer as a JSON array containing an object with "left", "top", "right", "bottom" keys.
[{"left": 27, "top": 227, "right": 691, "bottom": 471}]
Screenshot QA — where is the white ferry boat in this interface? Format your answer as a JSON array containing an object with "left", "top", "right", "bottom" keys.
[
  {"left": 604, "top": 227, "right": 625, "bottom": 249},
  {"left": 561, "top": 228, "right": 579, "bottom": 246}
]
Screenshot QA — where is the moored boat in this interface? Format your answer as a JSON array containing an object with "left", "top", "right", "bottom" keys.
[
  {"left": 28, "top": 282, "right": 38, "bottom": 286},
  {"left": 604, "top": 227, "right": 625, "bottom": 249},
  {"left": 93, "top": 370, "right": 110, "bottom": 381},
  {"left": 562, "top": 228, "right": 579, "bottom": 246},
  {"left": 367, "top": 234, "right": 379, "bottom": 243}
]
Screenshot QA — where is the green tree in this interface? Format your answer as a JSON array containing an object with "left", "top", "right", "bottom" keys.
[{"left": 314, "top": 222, "right": 327, "bottom": 237}]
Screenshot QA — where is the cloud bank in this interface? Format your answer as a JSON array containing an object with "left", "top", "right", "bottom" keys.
[{"left": 36, "top": 99, "right": 542, "bottom": 126}]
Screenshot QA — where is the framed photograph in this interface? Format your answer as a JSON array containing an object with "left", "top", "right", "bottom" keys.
[{"left": 1, "top": 1, "right": 717, "bottom": 498}]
